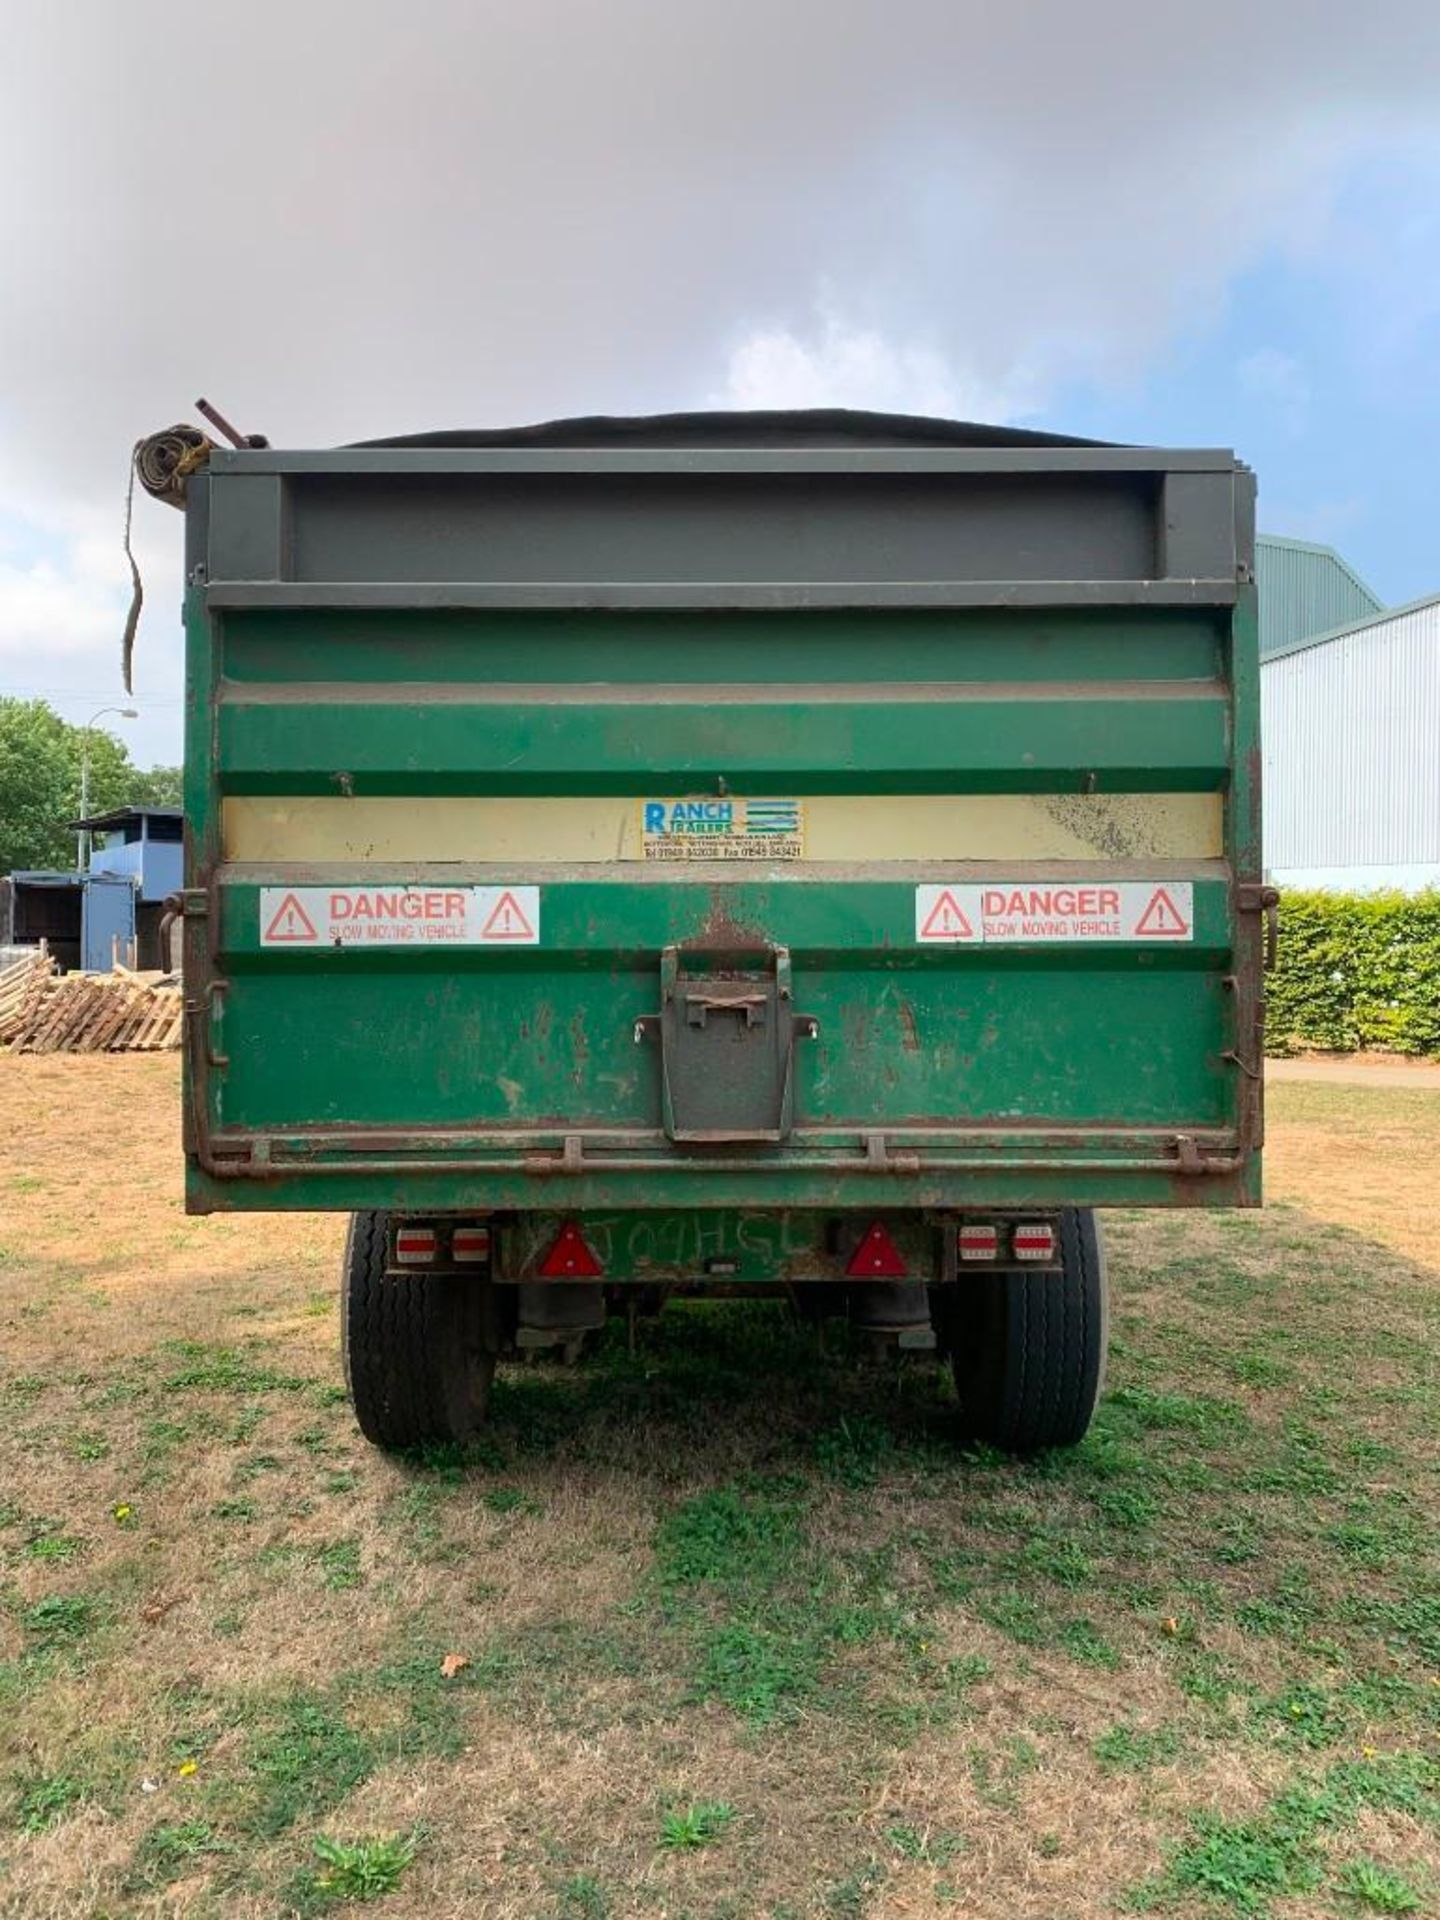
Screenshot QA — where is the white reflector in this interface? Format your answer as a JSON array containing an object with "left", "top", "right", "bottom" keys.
[
  {"left": 1012, "top": 1222, "right": 1057, "bottom": 1262},
  {"left": 958, "top": 1223, "right": 999, "bottom": 1261},
  {"left": 394, "top": 1226, "right": 437, "bottom": 1266}
]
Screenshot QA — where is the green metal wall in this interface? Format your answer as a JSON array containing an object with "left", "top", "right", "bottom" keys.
[
  {"left": 1256, "top": 534, "right": 1382, "bottom": 658},
  {"left": 178, "top": 420, "right": 1265, "bottom": 1216}
]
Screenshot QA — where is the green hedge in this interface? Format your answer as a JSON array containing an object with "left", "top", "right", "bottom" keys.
[{"left": 1266, "top": 890, "right": 1440, "bottom": 1057}]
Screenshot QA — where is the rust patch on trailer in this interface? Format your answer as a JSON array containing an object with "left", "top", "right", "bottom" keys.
[{"left": 684, "top": 890, "right": 768, "bottom": 953}]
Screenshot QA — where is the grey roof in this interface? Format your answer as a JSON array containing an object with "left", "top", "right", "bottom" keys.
[
  {"left": 65, "top": 804, "right": 183, "bottom": 832},
  {"left": 1261, "top": 586, "right": 1440, "bottom": 665}
]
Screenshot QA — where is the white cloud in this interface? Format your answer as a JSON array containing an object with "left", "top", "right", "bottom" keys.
[
  {"left": 0, "top": 490, "right": 185, "bottom": 765},
  {"left": 0, "top": 552, "right": 119, "bottom": 661},
  {"left": 715, "top": 306, "right": 1039, "bottom": 421}
]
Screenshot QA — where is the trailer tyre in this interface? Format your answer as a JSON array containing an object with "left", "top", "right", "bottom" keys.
[
  {"left": 341, "top": 1212, "right": 495, "bottom": 1449},
  {"left": 938, "top": 1208, "right": 1107, "bottom": 1453}
]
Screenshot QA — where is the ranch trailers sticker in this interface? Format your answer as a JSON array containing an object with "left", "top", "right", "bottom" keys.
[
  {"left": 641, "top": 798, "right": 804, "bottom": 862},
  {"left": 915, "top": 882, "right": 1193, "bottom": 945},
  {"left": 260, "top": 885, "right": 540, "bottom": 947}
]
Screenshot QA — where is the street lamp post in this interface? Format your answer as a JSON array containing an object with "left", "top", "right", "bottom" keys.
[{"left": 77, "top": 707, "right": 139, "bottom": 870}]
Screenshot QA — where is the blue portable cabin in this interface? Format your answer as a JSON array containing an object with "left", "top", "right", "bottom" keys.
[
  {"left": 2, "top": 806, "right": 185, "bottom": 973},
  {"left": 68, "top": 805, "right": 183, "bottom": 971}
]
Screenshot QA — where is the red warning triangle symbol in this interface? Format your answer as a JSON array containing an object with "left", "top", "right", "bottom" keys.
[
  {"left": 920, "top": 888, "right": 975, "bottom": 939},
  {"left": 263, "top": 891, "right": 318, "bottom": 943},
  {"left": 1135, "top": 886, "right": 1190, "bottom": 937},
  {"left": 481, "top": 889, "right": 535, "bottom": 941}
]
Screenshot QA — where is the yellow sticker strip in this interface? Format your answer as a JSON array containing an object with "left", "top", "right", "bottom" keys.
[{"left": 223, "top": 794, "right": 1222, "bottom": 865}]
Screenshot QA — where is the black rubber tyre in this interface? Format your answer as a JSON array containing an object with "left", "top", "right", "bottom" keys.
[
  {"left": 341, "top": 1211, "right": 496, "bottom": 1449},
  {"left": 936, "top": 1208, "right": 1108, "bottom": 1452}
]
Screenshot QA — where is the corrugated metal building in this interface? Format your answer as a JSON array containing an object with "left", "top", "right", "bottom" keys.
[
  {"left": 1262, "top": 591, "right": 1440, "bottom": 891},
  {"left": 1255, "top": 534, "right": 1382, "bottom": 657}
]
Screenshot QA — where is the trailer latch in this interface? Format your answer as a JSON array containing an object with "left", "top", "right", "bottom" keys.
[
  {"left": 1236, "top": 883, "right": 1281, "bottom": 970},
  {"left": 636, "top": 944, "right": 816, "bottom": 1144}
]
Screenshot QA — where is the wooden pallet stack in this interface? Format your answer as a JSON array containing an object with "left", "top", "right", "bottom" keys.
[
  {"left": 1, "top": 956, "right": 183, "bottom": 1054},
  {"left": 0, "top": 948, "right": 57, "bottom": 1044}
]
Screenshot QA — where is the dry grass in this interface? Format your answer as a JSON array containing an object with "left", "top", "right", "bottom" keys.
[
  {"left": 0, "top": 1057, "right": 1437, "bottom": 1919},
  {"left": 1265, "top": 1077, "right": 1440, "bottom": 1270}
]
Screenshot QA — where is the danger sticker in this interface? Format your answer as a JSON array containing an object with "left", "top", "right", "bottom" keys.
[
  {"left": 915, "top": 882, "right": 1193, "bottom": 945},
  {"left": 259, "top": 886, "right": 540, "bottom": 947},
  {"left": 641, "top": 797, "right": 804, "bottom": 862}
]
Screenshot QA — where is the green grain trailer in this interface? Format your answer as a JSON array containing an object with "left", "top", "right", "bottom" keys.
[{"left": 160, "top": 409, "right": 1271, "bottom": 1453}]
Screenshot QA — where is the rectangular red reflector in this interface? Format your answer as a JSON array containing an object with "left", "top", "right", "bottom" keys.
[
  {"left": 1013, "top": 1222, "right": 1057, "bottom": 1262},
  {"left": 452, "top": 1227, "right": 490, "bottom": 1264},
  {"left": 845, "top": 1220, "right": 908, "bottom": 1278},
  {"left": 539, "top": 1222, "right": 604, "bottom": 1278},
  {"left": 394, "top": 1227, "right": 437, "bottom": 1266},
  {"left": 958, "top": 1224, "right": 999, "bottom": 1261}
]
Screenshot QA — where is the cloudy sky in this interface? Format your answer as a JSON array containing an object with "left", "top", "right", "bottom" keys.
[{"left": 2, "top": 0, "right": 1438, "bottom": 767}]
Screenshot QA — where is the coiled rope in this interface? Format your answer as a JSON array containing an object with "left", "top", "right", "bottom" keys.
[{"left": 122, "top": 424, "right": 214, "bottom": 692}]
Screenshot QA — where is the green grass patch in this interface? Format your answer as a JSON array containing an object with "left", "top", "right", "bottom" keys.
[
  {"left": 242, "top": 1693, "right": 376, "bottom": 1838},
  {"left": 161, "top": 1340, "right": 308, "bottom": 1395},
  {"left": 1094, "top": 1722, "right": 1183, "bottom": 1772},
  {"left": 11, "top": 1771, "right": 86, "bottom": 1833},
  {"left": 21, "top": 1593, "right": 97, "bottom": 1644},
  {"left": 127, "top": 1819, "right": 232, "bottom": 1890},
  {"left": 692, "top": 1614, "right": 827, "bottom": 1724},
  {"left": 1131, "top": 1752, "right": 1440, "bottom": 1915},
  {"left": 316, "top": 1539, "right": 363, "bottom": 1591},
  {"left": 653, "top": 1485, "right": 805, "bottom": 1591}
]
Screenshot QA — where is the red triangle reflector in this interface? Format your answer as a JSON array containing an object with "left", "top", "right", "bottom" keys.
[
  {"left": 538, "top": 1221, "right": 604, "bottom": 1278},
  {"left": 845, "top": 1221, "right": 908, "bottom": 1278}
]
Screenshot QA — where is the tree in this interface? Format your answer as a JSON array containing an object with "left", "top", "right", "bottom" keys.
[
  {"left": 128, "top": 765, "right": 183, "bottom": 810},
  {"left": 0, "top": 699, "right": 180, "bottom": 874}
]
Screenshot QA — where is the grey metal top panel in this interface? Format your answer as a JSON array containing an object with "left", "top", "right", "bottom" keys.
[
  {"left": 213, "top": 446, "right": 1237, "bottom": 477},
  {"left": 195, "top": 410, "right": 1249, "bottom": 613}
]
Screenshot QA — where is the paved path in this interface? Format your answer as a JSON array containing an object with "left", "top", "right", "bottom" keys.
[{"left": 1267, "top": 1056, "right": 1440, "bottom": 1089}]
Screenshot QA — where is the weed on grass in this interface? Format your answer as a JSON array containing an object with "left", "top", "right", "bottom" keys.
[
  {"left": 307, "top": 1829, "right": 419, "bottom": 1903},
  {"left": 885, "top": 1822, "right": 966, "bottom": 1865},
  {"left": 1335, "top": 1860, "right": 1425, "bottom": 1913},
  {"left": 555, "top": 1875, "right": 611, "bottom": 1918},
  {"left": 658, "top": 1800, "right": 736, "bottom": 1849}
]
